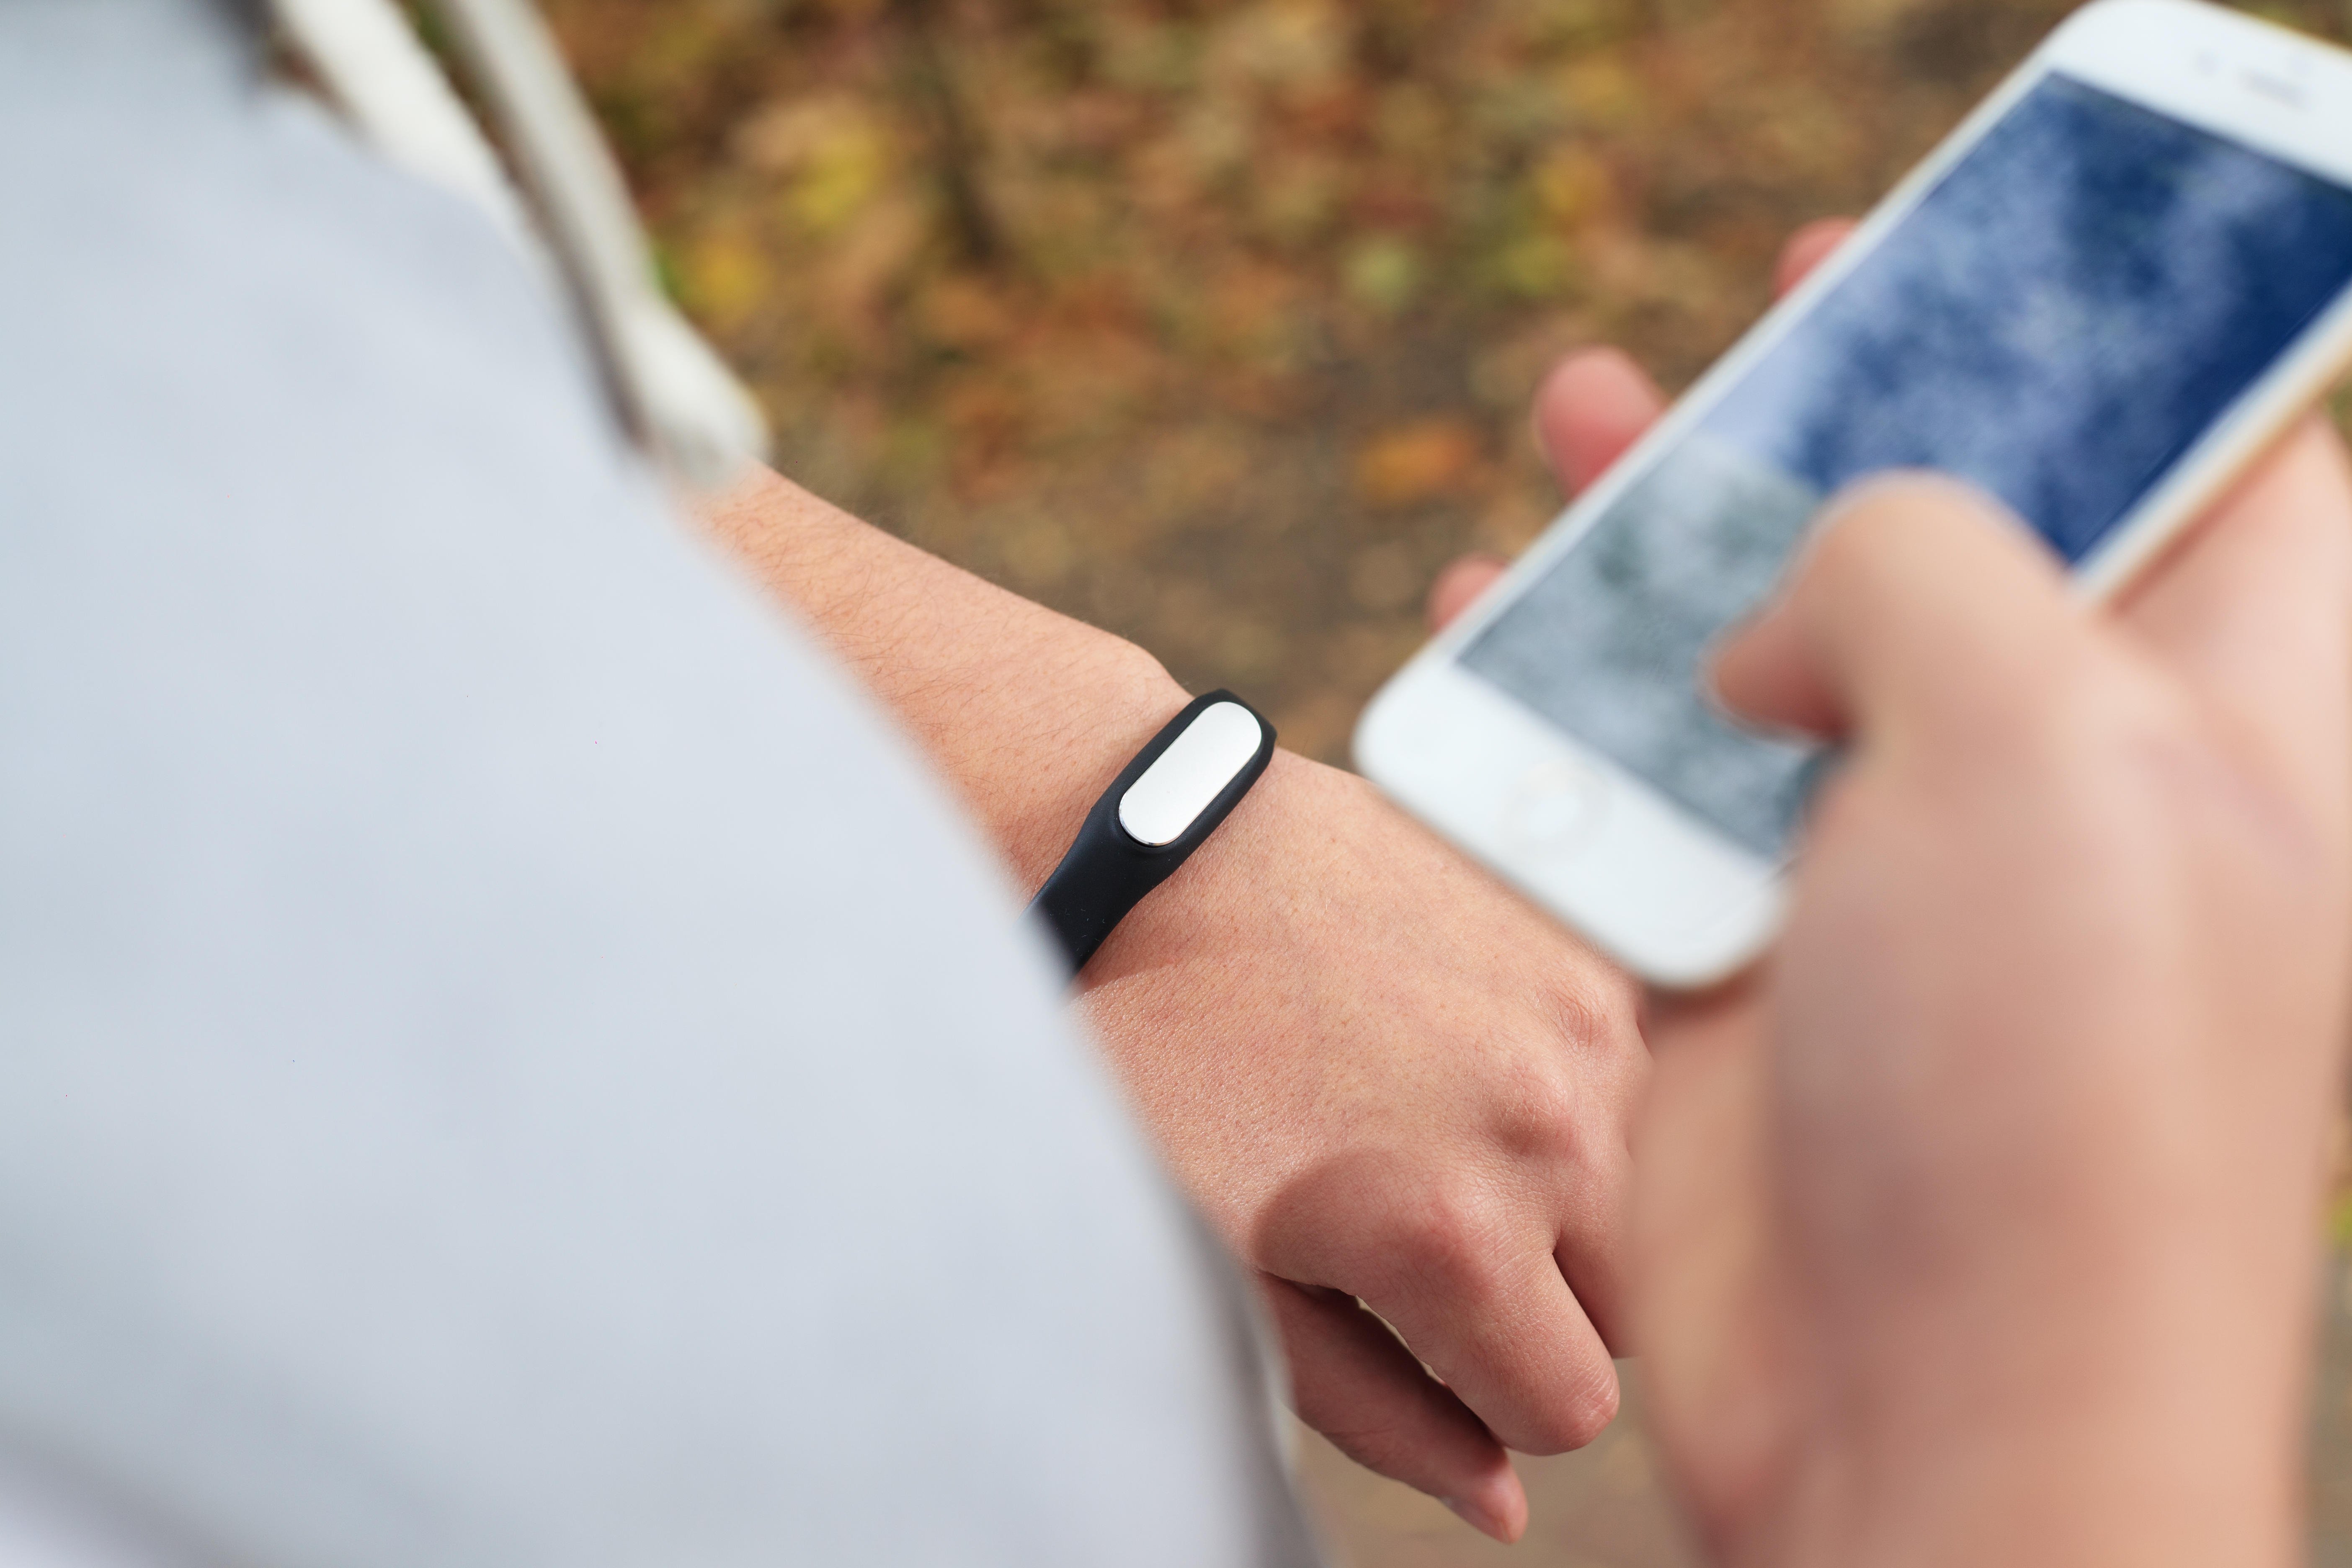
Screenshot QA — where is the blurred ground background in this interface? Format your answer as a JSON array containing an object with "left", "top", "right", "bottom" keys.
[{"left": 529, "top": 0, "right": 2352, "bottom": 1560}]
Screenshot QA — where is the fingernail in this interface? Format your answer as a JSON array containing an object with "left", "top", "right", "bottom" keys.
[{"left": 1442, "top": 1494, "right": 1507, "bottom": 1541}]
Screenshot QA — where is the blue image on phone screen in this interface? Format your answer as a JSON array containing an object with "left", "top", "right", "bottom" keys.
[{"left": 1462, "top": 76, "right": 2352, "bottom": 858}]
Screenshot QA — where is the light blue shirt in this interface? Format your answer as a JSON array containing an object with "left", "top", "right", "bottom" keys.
[{"left": 0, "top": 2, "right": 1320, "bottom": 1563}]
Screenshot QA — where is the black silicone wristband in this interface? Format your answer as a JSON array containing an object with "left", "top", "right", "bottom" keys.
[{"left": 1027, "top": 690, "right": 1276, "bottom": 976}]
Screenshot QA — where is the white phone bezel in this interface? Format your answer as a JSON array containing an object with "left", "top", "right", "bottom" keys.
[{"left": 1356, "top": 0, "right": 2352, "bottom": 988}]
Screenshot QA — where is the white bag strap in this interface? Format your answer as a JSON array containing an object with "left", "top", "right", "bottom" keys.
[{"left": 268, "top": 0, "right": 768, "bottom": 492}]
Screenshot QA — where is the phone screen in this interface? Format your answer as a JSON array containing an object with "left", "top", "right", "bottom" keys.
[{"left": 1461, "top": 75, "right": 2352, "bottom": 859}]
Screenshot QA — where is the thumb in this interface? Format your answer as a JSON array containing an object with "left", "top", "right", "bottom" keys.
[{"left": 1711, "top": 473, "right": 2078, "bottom": 751}]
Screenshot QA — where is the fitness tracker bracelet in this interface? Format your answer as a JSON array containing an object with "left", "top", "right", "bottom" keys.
[{"left": 1028, "top": 690, "right": 1277, "bottom": 975}]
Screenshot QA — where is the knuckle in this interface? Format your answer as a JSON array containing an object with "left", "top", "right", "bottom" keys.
[
  {"left": 1494, "top": 1063, "right": 1586, "bottom": 1161},
  {"left": 2043, "top": 644, "right": 2171, "bottom": 745},
  {"left": 2039, "top": 655, "right": 2211, "bottom": 800},
  {"left": 1546, "top": 965, "right": 1644, "bottom": 1059},
  {"left": 1493, "top": 985, "right": 1644, "bottom": 1166},
  {"left": 1972, "top": 649, "right": 2333, "bottom": 904},
  {"left": 2122, "top": 703, "right": 2337, "bottom": 890},
  {"left": 1372, "top": 1177, "right": 1510, "bottom": 1301},
  {"left": 1519, "top": 1362, "right": 1621, "bottom": 1454},
  {"left": 1955, "top": 637, "right": 2154, "bottom": 773}
]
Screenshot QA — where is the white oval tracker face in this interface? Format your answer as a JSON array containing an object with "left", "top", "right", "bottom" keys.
[{"left": 1117, "top": 702, "right": 1265, "bottom": 846}]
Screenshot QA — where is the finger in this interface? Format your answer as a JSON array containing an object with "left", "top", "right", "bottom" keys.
[
  {"left": 1625, "top": 989, "right": 1807, "bottom": 1534},
  {"left": 1258, "top": 1161, "right": 1624, "bottom": 1458},
  {"left": 1260, "top": 1279, "right": 1529, "bottom": 1543},
  {"left": 1426, "top": 552, "right": 1508, "bottom": 633},
  {"left": 1548, "top": 1136, "right": 1638, "bottom": 1364},
  {"left": 1530, "top": 223, "right": 1847, "bottom": 503},
  {"left": 2113, "top": 417, "right": 2352, "bottom": 818},
  {"left": 1773, "top": 217, "right": 1856, "bottom": 299},
  {"left": 1533, "top": 347, "right": 1667, "bottom": 495},
  {"left": 1356, "top": 1238, "right": 1621, "bottom": 1460},
  {"left": 1712, "top": 474, "right": 2077, "bottom": 748}
]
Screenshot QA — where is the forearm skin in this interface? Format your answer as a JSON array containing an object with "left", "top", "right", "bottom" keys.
[{"left": 694, "top": 463, "right": 1193, "bottom": 895}]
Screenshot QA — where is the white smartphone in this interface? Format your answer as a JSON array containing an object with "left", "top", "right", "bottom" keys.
[{"left": 1356, "top": 0, "right": 2352, "bottom": 988}]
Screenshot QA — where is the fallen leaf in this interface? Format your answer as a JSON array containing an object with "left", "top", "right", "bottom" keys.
[{"left": 1354, "top": 418, "right": 1483, "bottom": 508}]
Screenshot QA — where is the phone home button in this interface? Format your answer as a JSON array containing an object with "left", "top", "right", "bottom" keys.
[{"left": 1501, "top": 760, "right": 1607, "bottom": 859}]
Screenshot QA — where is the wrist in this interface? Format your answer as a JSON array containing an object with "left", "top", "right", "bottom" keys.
[
  {"left": 1075, "top": 745, "right": 1333, "bottom": 986},
  {"left": 983, "top": 637, "right": 1191, "bottom": 894}
]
